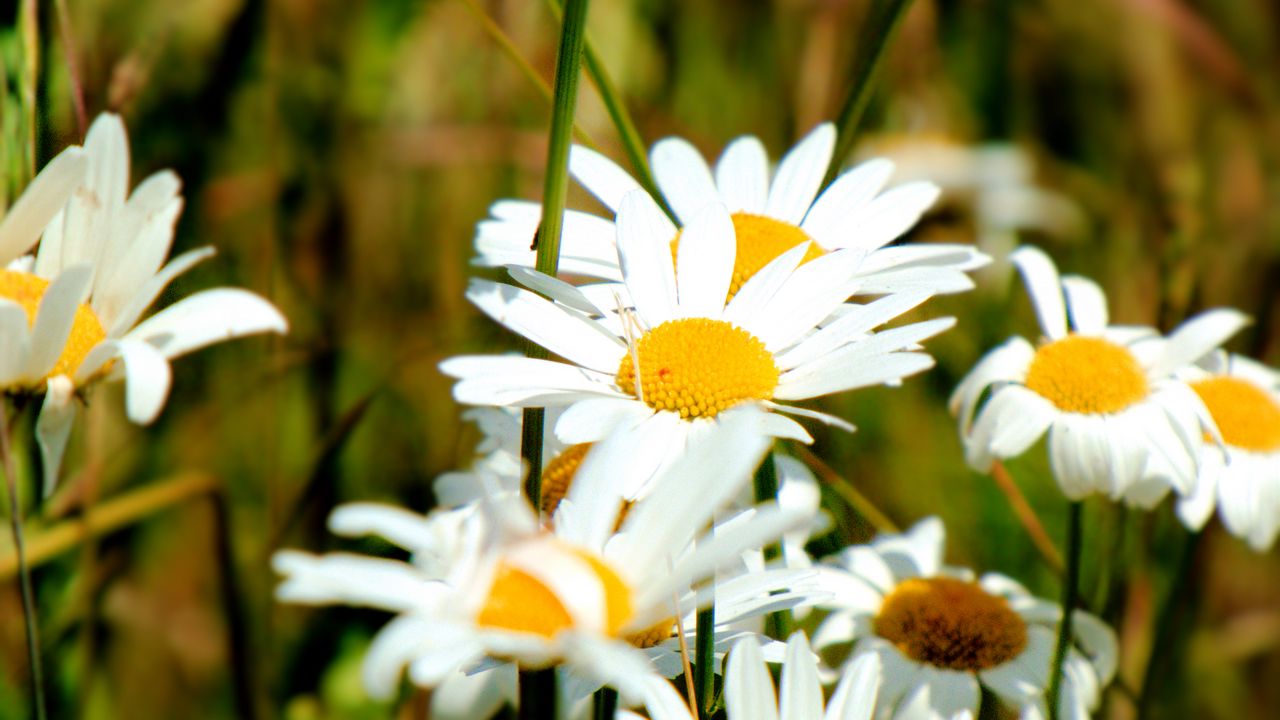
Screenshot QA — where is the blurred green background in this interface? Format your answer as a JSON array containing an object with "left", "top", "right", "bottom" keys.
[{"left": 1, "top": 0, "right": 1278, "bottom": 717}]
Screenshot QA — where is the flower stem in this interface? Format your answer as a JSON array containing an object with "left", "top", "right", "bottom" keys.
[
  {"left": 1136, "top": 526, "right": 1199, "bottom": 719},
  {"left": 753, "top": 453, "right": 793, "bottom": 639},
  {"left": 823, "top": 0, "right": 917, "bottom": 188},
  {"left": 592, "top": 687, "right": 618, "bottom": 720},
  {"left": 1, "top": 399, "right": 47, "bottom": 720},
  {"left": 991, "top": 461, "right": 1064, "bottom": 574},
  {"left": 794, "top": 445, "right": 898, "bottom": 533},
  {"left": 518, "top": 1, "right": 589, "bottom": 711},
  {"left": 546, "top": 0, "right": 670, "bottom": 219},
  {"left": 1047, "top": 501, "right": 1083, "bottom": 720},
  {"left": 518, "top": 667, "right": 557, "bottom": 720},
  {"left": 694, "top": 603, "right": 715, "bottom": 720}
]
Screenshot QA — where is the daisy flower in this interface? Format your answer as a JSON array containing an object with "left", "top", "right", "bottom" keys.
[
  {"left": 720, "top": 632, "right": 880, "bottom": 720},
  {"left": 1176, "top": 351, "right": 1280, "bottom": 551},
  {"left": 444, "top": 192, "right": 955, "bottom": 493},
  {"left": 475, "top": 123, "right": 988, "bottom": 297},
  {"left": 0, "top": 113, "right": 287, "bottom": 490},
  {"left": 274, "top": 408, "right": 813, "bottom": 715},
  {"left": 950, "top": 245, "right": 1245, "bottom": 505},
  {"left": 811, "top": 518, "right": 1117, "bottom": 720}
]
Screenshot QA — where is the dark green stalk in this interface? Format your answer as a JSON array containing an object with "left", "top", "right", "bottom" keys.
[
  {"left": 592, "top": 687, "right": 618, "bottom": 720},
  {"left": 546, "top": 0, "right": 670, "bottom": 217},
  {"left": 694, "top": 604, "right": 716, "bottom": 720},
  {"left": 1047, "top": 502, "right": 1083, "bottom": 720},
  {"left": 518, "top": 667, "right": 558, "bottom": 720},
  {"left": 753, "top": 453, "right": 793, "bottom": 639},
  {"left": 518, "top": 1, "right": 589, "bottom": 714},
  {"left": 823, "top": 0, "right": 917, "bottom": 188},
  {"left": 1, "top": 399, "right": 46, "bottom": 720},
  {"left": 1136, "top": 527, "right": 1200, "bottom": 718}
]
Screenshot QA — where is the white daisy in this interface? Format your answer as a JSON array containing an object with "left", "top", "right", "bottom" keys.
[
  {"left": 721, "top": 632, "right": 880, "bottom": 720},
  {"left": 811, "top": 518, "right": 1117, "bottom": 720},
  {"left": 950, "top": 245, "right": 1245, "bottom": 506},
  {"left": 274, "top": 408, "right": 813, "bottom": 715},
  {"left": 445, "top": 192, "right": 955, "bottom": 495},
  {"left": 1176, "top": 351, "right": 1280, "bottom": 551},
  {"left": 475, "top": 123, "right": 988, "bottom": 297},
  {"left": 0, "top": 114, "right": 287, "bottom": 491}
]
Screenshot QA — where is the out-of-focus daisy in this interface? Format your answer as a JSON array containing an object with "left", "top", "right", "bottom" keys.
[
  {"left": 1176, "top": 351, "right": 1280, "bottom": 550},
  {"left": 1, "top": 113, "right": 287, "bottom": 490},
  {"left": 274, "top": 409, "right": 813, "bottom": 715},
  {"left": 445, "top": 193, "right": 954, "bottom": 493},
  {"left": 717, "top": 632, "right": 881, "bottom": 720},
  {"left": 950, "top": 245, "right": 1245, "bottom": 505},
  {"left": 811, "top": 518, "right": 1117, "bottom": 720},
  {"left": 475, "top": 123, "right": 988, "bottom": 297}
]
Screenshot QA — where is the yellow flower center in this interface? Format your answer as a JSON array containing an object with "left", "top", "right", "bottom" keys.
[
  {"left": 875, "top": 577, "right": 1028, "bottom": 671},
  {"left": 1191, "top": 376, "right": 1280, "bottom": 452},
  {"left": 476, "top": 543, "right": 634, "bottom": 639},
  {"left": 0, "top": 269, "right": 105, "bottom": 382},
  {"left": 540, "top": 444, "right": 591, "bottom": 516},
  {"left": 672, "top": 213, "right": 825, "bottom": 300},
  {"left": 1023, "top": 335, "right": 1149, "bottom": 414},
  {"left": 627, "top": 618, "right": 675, "bottom": 649},
  {"left": 615, "top": 318, "right": 779, "bottom": 419}
]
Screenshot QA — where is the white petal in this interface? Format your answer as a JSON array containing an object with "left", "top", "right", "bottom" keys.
[
  {"left": 569, "top": 144, "right": 642, "bottom": 211},
  {"left": 715, "top": 136, "right": 769, "bottom": 213},
  {"left": 110, "top": 338, "right": 173, "bottom": 424},
  {"left": 826, "top": 652, "right": 880, "bottom": 720},
  {"left": 721, "top": 241, "right": 811, "bottom": 328},
  {"left": 675, "top": 203, "right": 735, "bottom": 319},
  {"left": 553, "top": 396, "right": 654, "bottom": 444},
  {"left": 1010, "top": 246, "right": 1067, "bottom": 341},
  {"left": 726, "top": 636, "right": 779, "bottom": 720},
  {"left": 106, "top": 246, "right": 215, "bottom": 337},
  {"left": 963, "top": 386, "right": 1056, "bottom": 472},
  {"left": 1176, "top": 456, "right": 1219, "bottom": 531},
  {"left": 464, "top": 279, "right": 624, "bottom": 373},
  {"left": 0, "top": 301, "right": 32, "bottom": 385},
  {"left": 1060, "top": 275, "right": 1108, "bottom": 335},
  {"left": 779, "top": 633, "right": 822, "bottom": 720},
  {"left": 774, "top": 291, "right": 933, "bottom": 370},
  {"left": 799, "top": 159, "right": 894, "bottom": 248},
  {"left": 1153, "top": 308, "right": 1250, "bottom": 377},
  {"left": 824, "top": 182, "right": 939, "bottom": 253},
  {"left": 652, "top": 137, "right": 720, "bottom": 225},
  {"left": 27, "top": 264, "right": 93, "bottom": 378},
  {"left": 616, "top": 190, "right": 679, "bottom": 327},
  {"left": 766, "top": 124, "right": 835, "bottom": 225},
  {"left": 895, "top": 667, "right": 979, "bottom": 720},
  {"left": 440, "top": 355, "right": 623, "bottom": 407},
  {"left": 124, "top": 288, "right": 287, "bottom": 359},
  {"left": 328, "top": 503, "right": 437, "bottom": 551},
  {"left": 36, "top": 375, "right": 79, "bottom": 497},
  {"left": 0, "top": 148, "right": 88, "bottom": 266}
]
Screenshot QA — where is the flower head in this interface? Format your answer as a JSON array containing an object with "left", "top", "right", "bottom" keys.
[
  {"left": 0, "top": 114, "right": 287, "bottom": 492},
  {"left": 475, "top": 123, "right": 988, "bottom": 298},
  {"left": 445, "top": 193, "right": 954, "bottom": 496},
  {"left": 950, "top": 245, "right": 1245, "bottom": 505},
  {"left": 811, "top": 518, "right": 1117, "bottom": 719}
]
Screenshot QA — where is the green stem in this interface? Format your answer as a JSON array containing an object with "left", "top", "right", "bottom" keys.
[
  {"left": 518, "top": 667, "right": 557, "bottom": 720},
  {"left": 1047, "top": 502, "right": 1083, "bottom": 720},
  {"left": 823, "top": 0, "right": 916, "bottom": 188},
  {"left": 694, "top": 604, "right": 716, "bottom": 720},
  {"left": 1136, "top": 526, "right": 1199, "bottom": 718},
  {"left": 592, "top": 687, "right": 618, "bottom": 720},
  {"left": 1, "top": 400, "right": 47, "bottom": 720},
  {"left": 546, "top": 0, "right": 670, "bottom": 218},
  {"left": 518, "top": 1, "right": 589, "bottom": 712},
  {"left": 753, "top": 453, "right": 793, "bottom": 639}
]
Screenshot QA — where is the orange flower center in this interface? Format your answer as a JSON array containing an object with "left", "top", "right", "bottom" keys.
[
  {"left": 1191, "top": 375, "right": 1280, "bottom": 452},
  {"left": 1024, "top": 335, "right": 1148, "bottom": 414},
  {"left": 875, "top": 577, "right": 1028, "bottom": 671}
]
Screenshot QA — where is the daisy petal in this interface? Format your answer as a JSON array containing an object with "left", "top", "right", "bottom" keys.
[
  {"left": 1154, "top": 308, "right": 1250, "bottom": 377},
  {"left": 651, "top": 137, "right": 719, "bottom": 225},
  {"left": 106, "top": 246, "right": 216, "bottom": 337},
  {"left": 766, "top": 124, "right": 835, "bottom": 224},
  {"left": 727, "top": 636, "right": 779, "bottom": 720},
  {"left": 125, "top": 288, "right": 287, "bottom": 359},
  {"left": 616, "top": 190, "right": 679, "bottom": 327},
  {"left": 569, "top": 145, "right": 642, "bottom": 211},
  {"left": 0, "top": 148, "right": 88, "bottom": 267},
  {"left": 676, "top": 203, "right": 735, "bottom": 318},
  {"left": 779, "top": 633, "right": 822, "bottom": 720},
  {"left": 716, "top": 136, "right": 769, "bottom": 213},
  {"left": 799, "top": 159, "right": 894, "bottom": 248},
  {"left": 1061, "top": 275, "right": 1108, "bottom": 334},
  {"left": 1010, "top": 246, "right": 1067, "bottom": 341},
  {"left": 36, "top": 375, "right": 78, "bottom": 497},
  {"left": 465, "top": 279, "right": 624, "bottom": 373},
  {"left": 27, "top": 264, "right": 93, "bottom": 378}
]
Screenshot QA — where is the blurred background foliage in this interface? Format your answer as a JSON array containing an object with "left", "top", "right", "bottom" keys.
[{"left": 1, "top": 0, "right": 1278, "bottom": 717}]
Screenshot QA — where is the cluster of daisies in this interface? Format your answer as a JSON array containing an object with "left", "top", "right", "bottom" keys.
[{"left": 270, "top": 120, "right": 1280, "bottom": 720}]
